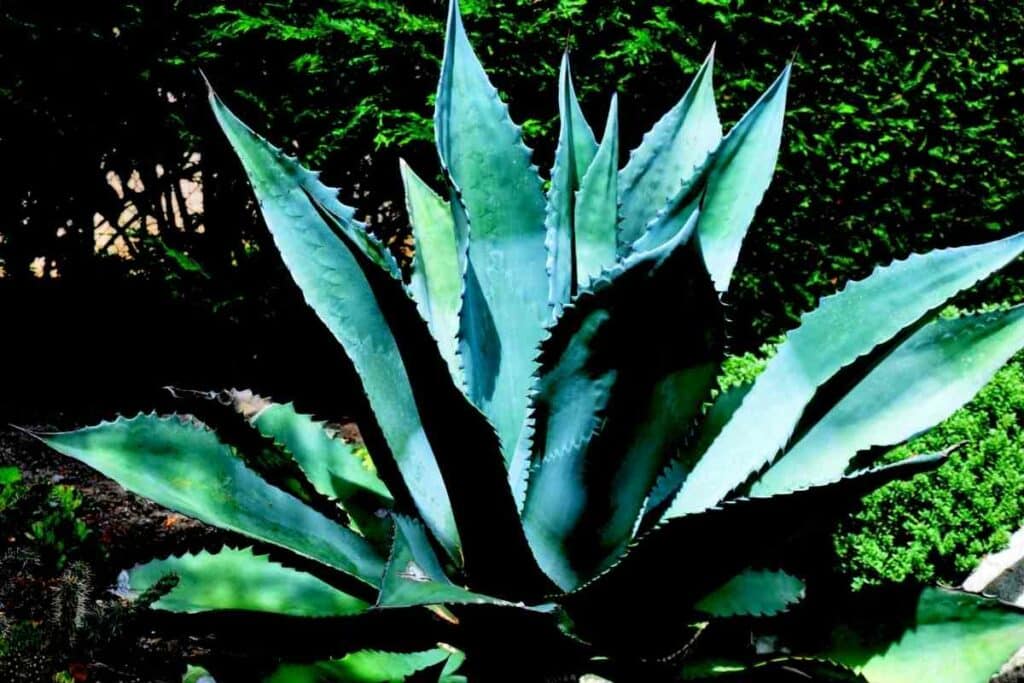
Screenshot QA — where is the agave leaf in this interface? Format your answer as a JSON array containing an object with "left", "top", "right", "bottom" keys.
[
  {"left": 265, "top": 648, "right": 454, "bottom": 683},
  {"left": 574, "top": 94, "right": 620, "bottom": 290},
  {"left": 754, "top": 305, "right": 1024, "bottom": 496},
  {"left": 435, "top": 0, "right": 550, "bottom": 465},
  {"left": 546, "top": 51, "right": 599, "bottom": 313},
  {"left": 523, "top": 211, "right": 724, "bottom": 590},
  {"left": 124, "top": 546, "right": 369, "bottom": 616},
  {"left": 212, "top": 88, "right": 547, "bottom": 599},
  {"left": 694, "top": 568, "right": 805, "bottom": 618},
  {"left": 236, "top": 393, "right": 394, "bottom": 544},
  {"left": 788, "top": 587, "right": 1024, "bottom": 683},
  {"left": 207, "top": 85, "right": 459, "bottom": 557},
  {"left": 696, "top": 64, "right": 791, "bottom": 292},
  {"left": 682, "top": 658, "right": 868, "bottom": 682},
  {"left": 33, "top": 415, "right": 384, "bottom": 589},
  {"left": 618, "top": 47, "right": 720, "bottom": 250},
  {"left": 563, "top": 452, "right": 947, "bottom": 654},
  {"left": 640, "top": 382, "right": 754, "bottom": 529},
  {"left": 163, "top": 387, "right": 345, "bottom": 524},
  {"left": 628, "top": 156, "right": 706, "bottom": 257},
  {"left": 377, "top": 515, "right": 511, "bottom": 609},
  {"left": 327, "top": 227, "right": 554, "bottom": 599},
  {"left": 401, "top": 160, "right": 463, "bottom": 385},
  {"left": 668, "top": 232, "right": 1024, "bottom": 519}
]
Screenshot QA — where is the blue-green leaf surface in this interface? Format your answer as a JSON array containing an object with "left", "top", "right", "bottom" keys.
[
  {"left": 640, "top": 382, "right": 753, "bottom": 528},
  {"left": 668, "top": 232, "right": 1024, "bottom": 519},
  {"left": 377, "top": 515, "right": 508, "bottom": 609},
  {"left": 802, "top": 588, "right": 1024, "bottom": 683},
  {"left": 523, "top": 213, "right": 723, "bottom": 589},
  {"left": 618, "top": 48, "right": 720, "bottom": 250},
  {"left": 754, "top": 305, "right": 1024, "bottom": 496},
  {"left": 435, "top": 0, "right": 549, "bottom": 464},
  {"left": 208, "top": 86, "right": 459, "bottom": 557},
  {"left": 574, "top": 94, "right": 620, "bottom": 289},
  {"left": 565, "top": 452, "right": 947, "bottom": 654},
  {"left": 125, "top": 547, "right": 369, "bottom": 616},
  {"left": 36, "top": 415, "right": 384, "bottom": 588},
  {"left": 694, "top": 568, "right": 805, "bottom": 618},
  {"left": 266, "top": 648, "right": 454, "bottom": 683},
  {"left": 401, "top": 160, "right": 463, "bottom": 384},
  {"left": 238, "top": 394, "right": 393, "bottom": 542},
  {"left": 696, "top": 64, "right": 790, "bottom": 292},
  {"left": 546, "top": 51, "right": 599, "bottom": 313}
]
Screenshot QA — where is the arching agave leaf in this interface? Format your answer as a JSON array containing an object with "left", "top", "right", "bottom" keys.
[
  {"left": 31, "top": 415, "right": 385, "bottom": 589},
  {"left": 696, "top": 63, "right": 791, "bottom": 292},
  {"left": 401, "top": 160, "right": 463, "bottom": 385},
  {"left": 235, "top": 393, "right": 394, "bottom": 544},
  {"left": 546, "top": 51, "right": 599, "bottom": 313},
  {"left": 694, "top": 568, "right": 805, "bottom": 618},
  {"left": 618, "top": 47, "right": 720, "bottom": 250},
  {"left": 162, "top": 386, "right": 346, "bottom": 524},
  {"left": 265, "top": 648, "right": 457, "bottom": 683},
  {"left": 435, "top": 0, "right": 550, "bottom": 465},
  {"left": 563, "top": 452, "right": 947, "bottom": 654},
  {"left": 753, "top": 305, "right": 1024, "bottom": 496},
  {"left": 668, "top": 232, "right": 1024, "bottom": 519},
  {"left": 787, "top": 587, "right": 1024, "bottom": 683},
  {"left": 207, "top": 85, "right": 459, "bottom": 558},
  {"left": 124, "top": 546, "right": 369, "bottom": 616},
  {"left": 574, "top": 94, "right": 620, "bottom": 290},
  {"left": 523, "top": 211, "right": 724, "bottom": 590}
]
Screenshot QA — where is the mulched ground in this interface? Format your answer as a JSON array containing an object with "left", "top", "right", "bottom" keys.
[{"left": 0, "top": 424, "right": 225, "bottom": 682}]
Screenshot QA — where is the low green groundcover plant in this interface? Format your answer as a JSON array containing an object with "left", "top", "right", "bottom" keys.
[{"left": 26, "top": 1, "right": 1024, "bottom": 680}]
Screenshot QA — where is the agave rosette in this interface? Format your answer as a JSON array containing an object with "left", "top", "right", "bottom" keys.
[{"left": 33, "top": 1, "right": 1024, "bottom": 680}]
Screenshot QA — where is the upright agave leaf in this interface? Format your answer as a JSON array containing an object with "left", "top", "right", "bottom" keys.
[
  {"left": 618, "top": 47, "right": 720, "bottom": 250},
  {"left": 628, "top": 63, "right": 790, "bottom": 271},
  {"left": 206, "top": 85, "right": 460, "bottom": 558},
  {"left": 435, "top": 0, "right": 550, "bottom": 464},
  {"left": 211, "top": 76, "right": 550, "bottom": 599},
  {"left": 522, "top": 213, "right": 724, "bottom": 589},
  {"left": 401, "top": 160, "right": 463, "bottom": 385},
  {"left": 573, "top": 94, "right": 620, "bottom": 289},
  {"left": 546, "top": 52, "right": 599, "bottom": 313},
  {"left": 697, "top": 64, "right": 791, "bottom": 292},
  {"left": 669, "top": 232, "right": 1024, "bottom": 518}
]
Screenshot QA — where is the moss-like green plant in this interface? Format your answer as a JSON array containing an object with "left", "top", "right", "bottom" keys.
[{"left": 28, "top": 1, "right": 1024, "bottom": 680}]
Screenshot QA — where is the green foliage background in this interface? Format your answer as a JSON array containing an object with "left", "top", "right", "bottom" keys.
[
  {"left": 183, "top": 0, "right": 1024, "bottom": 345},
  {"left": 1, "top": 0, "right": 1023, "bottom": 587}
]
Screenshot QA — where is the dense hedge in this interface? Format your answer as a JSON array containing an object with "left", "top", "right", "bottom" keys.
[
  {"left": 3, "top": 0, "right": 1022, "bottom": 350},
  {"left": 181, "top": 0, "right": 1024, "bottom": 348}
]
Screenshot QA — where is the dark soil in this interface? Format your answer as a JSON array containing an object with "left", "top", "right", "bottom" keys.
[{"left": 0, "top": 424, "right": 226, "bottom": 682}]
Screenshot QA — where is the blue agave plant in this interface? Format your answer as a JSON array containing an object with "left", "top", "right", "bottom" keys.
[{"left": 31, "top": 1, "right": 1024, "bottom": 680}]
